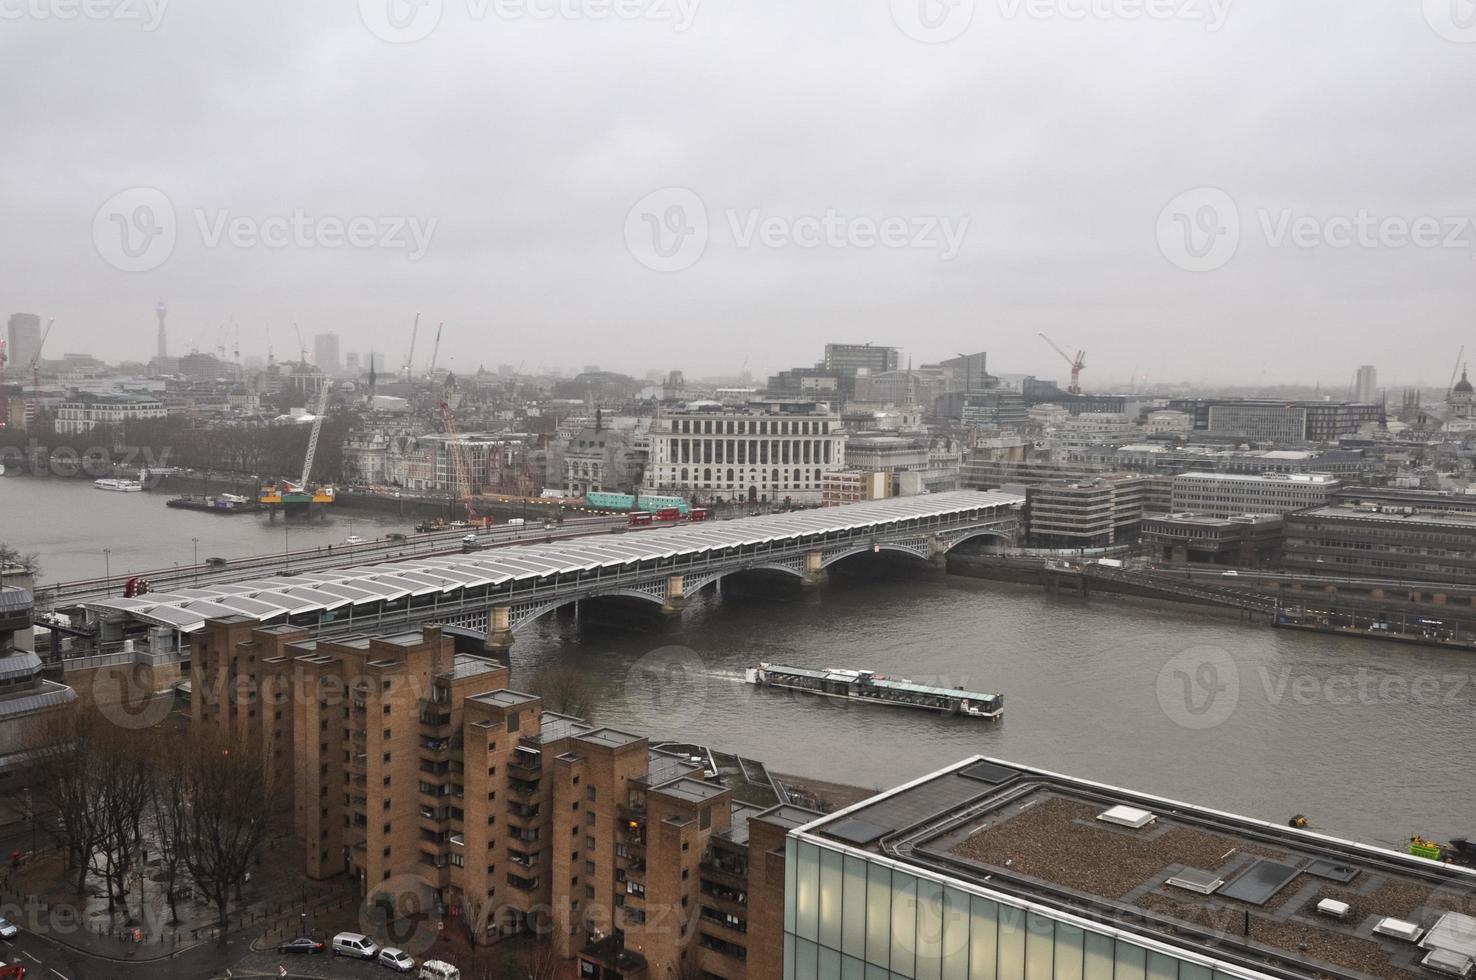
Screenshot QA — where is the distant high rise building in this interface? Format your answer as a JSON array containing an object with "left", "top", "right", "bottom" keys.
[
  {"left": 822, "top": 343, "right": 900, "bottom": 377},
  {"left": 155, "top": 300, "right": 167, "bottom": 360},
  {"left": 313, "top": 333, "right": 341, "bottom": 375},
  {"left": 6, "top": 314, "right": 41, "bottom": 372},
  {"left": 1355, "top": 364, "right": 1378, "bottom": 404},
  {"left": 345, "top": 352, "right": 361, "bottom": 374}
]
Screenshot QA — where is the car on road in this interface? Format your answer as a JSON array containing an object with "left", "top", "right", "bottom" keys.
[
  {"left": 379, "top": 947, "right": 416, "bottom": 972},
  {"left": 332, "top": 931, "right": 380, "bottom": 959},
  {"left": 0, "top": 919, "right": 18, "bottom": 940},
  {"left": 276, "top": 936, "right": 324, "bottom": 954}
]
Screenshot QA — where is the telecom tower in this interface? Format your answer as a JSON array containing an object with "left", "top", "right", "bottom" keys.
[{"left": 155, "top": 299, "right": 167, "bottom": 360}]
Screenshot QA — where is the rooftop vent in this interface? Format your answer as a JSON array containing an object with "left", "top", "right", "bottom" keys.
[
  {"left": 1374, "top": 918, "right": 1425, "bottom": 943},
  {"left": 1316, "top": 899, "right": 1352, "bottom": 921},
  {"left": 1097, "top": 805, "right": 1156, "bottom": 830},
  {"left": 1421, "top": 949, "right": 1475, "bottom": 979},
  {"left": 1167, "top": 869, "right": 1224, "bottom": 895}
]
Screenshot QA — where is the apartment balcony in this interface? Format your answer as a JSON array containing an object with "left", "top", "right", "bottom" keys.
[
  {"left": 505, "top": 872, "right": 540, "bottom": 894},
  {"left": 507, "top": 849, "right": 540, "bottom": 870},
  {"left": 507, "top": 778, "right": 540, "bottom": 799},
  {"left": 699, "top": 878, "right": 747, "bottom": 911},
  {"left": 346, "top": 752, "right": 368, "bottom": 776},
  {"left": 699, "top": 855, "right": 748, "bottom": 889},
  {"left": 699, "top": 904, "right": 748, "bottom": 937},
  {"left": 509, "top": 747, "right": 542, "bottom": 773},
  {"left": 508, "top": 802, "right": 541, "bottom": 821},
  {"left": 507, "top": 827, "right": 541, "bottom": 845}
]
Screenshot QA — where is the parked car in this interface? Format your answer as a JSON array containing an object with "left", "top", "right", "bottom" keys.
[
  {"left": 0, "top": 918, "right": 17, "bottom": 940},
  {"left": 331, "top": 932, "right": 380, "bottom": 959},
  {"left": 276, "top": 936, "right": 324, "bottom": 954},
  {"left": 418, "top": 961, "right": 462, "bottom": 980},
  {"left": 379, "top": 947, "right": 416, "bottom": 972}
]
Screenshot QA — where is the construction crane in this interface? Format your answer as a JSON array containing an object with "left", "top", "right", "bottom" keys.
[
  {"left": 437, "top": 400, "right": 476, "bottom": 521},
  {"left": 427, "top": 321, "right": 445, "bottom": 378},
  {"left": 0, "top": 339, "right": 7, "bottom": 427},
  {"left": 297, "top": 380, "right": 332, "bottom": 491},
  {"left": 1039, "top": 333, "right": 1086, "bottom": 395},
  {"left": 403, "top": 312, "right": 421, "bottom": 381},
  {"left": 1447, "top": 345, "right": 1466, "bottom": 399},
  {"left": 29, "top": 318, "right": 55, "bottom": 427},
  {"left": 292, "top": 322, "right": 308, "bottom": 365}
]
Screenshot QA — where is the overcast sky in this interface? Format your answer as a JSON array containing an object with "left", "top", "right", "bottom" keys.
[{"left": 2, "top": 0, "right": 1474, "bottom": 391}]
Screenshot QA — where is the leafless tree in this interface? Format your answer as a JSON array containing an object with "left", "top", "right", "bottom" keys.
[
  {"left": 178, "top": 736, "right": 278, "bottom": 927},
  {"left": 0, "top": 543, "right": 41, "bottom": 578},
  {"left": 87, "top": 727, "right": 153, "bottom": 914},
  {"left": 146, "top": 733, "right": 190, "bottom": 923},
  {"left": 24, "top": 712, "right": 106, "bottom": 894},
  {"left": 527, "top": 665, "right": 596, "bottom": 720}
]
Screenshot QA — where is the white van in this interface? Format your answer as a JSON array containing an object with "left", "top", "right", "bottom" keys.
[
  {"left": 418, "top": 961, "right": 462, "bottom": 980},
  {"left": 331, "top": 931, "right": 379, "bottom": 959}
]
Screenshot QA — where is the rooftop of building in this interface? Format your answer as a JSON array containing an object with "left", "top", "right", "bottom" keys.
[
  {"left": 652, "top": 776, "right": 729, "bottom": 807},
  {"left": 1293, "top": 504, "right": 1476, "bottom": 529},
  {"left": 439, "top": 652, "right": 502, "bottom": 681},
  {"left": 468, "top": 689, "right": 539, "bottom": 709},
  {"left": 1147, "top": 512, "right": 1286, "bottom": 528},
  {"left": 1176, "top": 471, "right": 1341, "bottom": 485},
  {"left": 577, "top": 727, "right": 645, "bottom": 749},
  {"left": 797, "top": 757, "right": 1476, "bottom": 980}
]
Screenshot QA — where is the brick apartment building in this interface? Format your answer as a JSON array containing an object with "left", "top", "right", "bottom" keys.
[{"left": 191, "top": 617, "right": 817, "bottom": 979}]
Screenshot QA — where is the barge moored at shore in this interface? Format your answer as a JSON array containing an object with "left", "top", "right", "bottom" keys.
[{"left": 744, "top": 663, "right": 1003, "bottom": 719}]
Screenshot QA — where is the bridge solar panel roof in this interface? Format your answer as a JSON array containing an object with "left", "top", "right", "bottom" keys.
[{"left": 81, "top": 491, "right": 1022, "bottom": 634}]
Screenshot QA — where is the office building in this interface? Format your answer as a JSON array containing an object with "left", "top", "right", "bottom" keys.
[
  {"left": 823, "top": 344, "right": 899, "bottom": 379},
  {"left": 1169, "top": 472, "right": 1340, "bottom": 518},
  {"left": 821, "top": 471, "right": 891, "bottom": 507},
  {"left": 785, "top": 756, "right": 1476, "bottom": 980},
  {"left": 6, "top": 314, "right": 41, "bottom": 374},
  {"left": 644, "top": 400, "right": 846, "bottom": 505},
  {"left": 53, "top": 392, "right": 169, "bottom": 434},
  {"left": 1141, "top": 513, "right": 1285, "bottom": 566},
  {"left": 1026, "top": 475, "right": 1160, "bottom": 549},
  {"left": 0, "top": 587, "right": 78, "bottom": 777},
  {"left": 1355, "top": 365, "right": 1378, "bottom": 405},
  {"left": 1169, "top": 400, "right": 1384, "bottom": 444},
  {"left": 191, "top": 619, "right": 815, "bottom": 977},
  {"left": 314, "top": 333, "right": 342, "bottom": 376},
  {"left": 1284, "top": 503, "right": 1476, "bottom": 585}
]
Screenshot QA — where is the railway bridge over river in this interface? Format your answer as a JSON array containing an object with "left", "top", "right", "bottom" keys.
[{"left": 78, "top": 491, "right": 1024, "bottom": 658}]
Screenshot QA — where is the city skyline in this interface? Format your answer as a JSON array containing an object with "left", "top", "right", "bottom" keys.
[{"left": 3, "top": 4, "right": 1473, "bottom": 385}]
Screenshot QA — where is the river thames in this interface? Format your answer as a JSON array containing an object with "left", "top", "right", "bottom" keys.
[{"left": 3, "top": 476, "right": 1473, "bottom": 849}]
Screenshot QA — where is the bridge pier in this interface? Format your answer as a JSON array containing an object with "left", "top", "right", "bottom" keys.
[
  {"left": 662, "top": 575, "right": 687, "bottom": 616},
  {"left": 802, "top": 550, "right": 827, "bottom": 588},
  {"left": 484, "top": 605, "right": 514, "bottom": 655}
]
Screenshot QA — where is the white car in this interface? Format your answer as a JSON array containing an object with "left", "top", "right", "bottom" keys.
[
  {"left": 379, "top": 947, "right": 415, "bottom": 972},
  {"left": 331, "top": 931, "right": 380, "bottom": 959},
  {"left": 0, "top": 918, "right": 16, "bottom": 939}
]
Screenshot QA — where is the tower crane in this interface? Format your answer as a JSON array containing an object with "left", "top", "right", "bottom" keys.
[
  {"left": 1447, "top": 345, "right": 1466, "bottom": 399},
  {"left": 292, "top": 322, "right": 308, "bottom": 365},
  {"left": 427, "top": 321, "right": 445, "bottom": 378},
  {"left": 29, "top": 318, "right": 55, "bottom": 427},
  {"left": 437, "top": 400, "right": 476, "bottom": 521},
  {"left": 1038, "top": 333, "right": 1087, "bottom": 395},
  {"left": 403, "top": 313, "right": 421, "bottom": 381},
  {"left": 297, "top": 380, "right": 332, "bottom": 492}
]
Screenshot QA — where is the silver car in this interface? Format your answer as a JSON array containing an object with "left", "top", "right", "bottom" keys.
[{"left": 379, "top": 947, "right": 415, "bottom": 972}]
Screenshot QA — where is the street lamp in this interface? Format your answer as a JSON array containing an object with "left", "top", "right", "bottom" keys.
[
  {"left": 103, "top": 548, "right": 111, "bottom": 594},
  {"left": 192, "top": 537, "right": 199, "bottom": 585}
]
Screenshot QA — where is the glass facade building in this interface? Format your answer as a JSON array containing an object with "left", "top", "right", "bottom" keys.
[{"left": 783, "top": 834, "right": 1256, "bottom": 980}]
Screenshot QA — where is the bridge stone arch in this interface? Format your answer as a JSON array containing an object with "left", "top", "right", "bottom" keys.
[
  {"left": 509, "top": 587, "right": 667, "bottom": 634},
  {"left": 818, "top": 541, "right": 933, "bottom": 568},
  {"left": 939, "top": 525, "right": 1020, "bottom": 554}
]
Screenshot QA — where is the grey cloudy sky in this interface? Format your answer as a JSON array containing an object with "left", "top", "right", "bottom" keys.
[{"left": 2, "top": 0, "right": 1474, "bottom": 390}]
